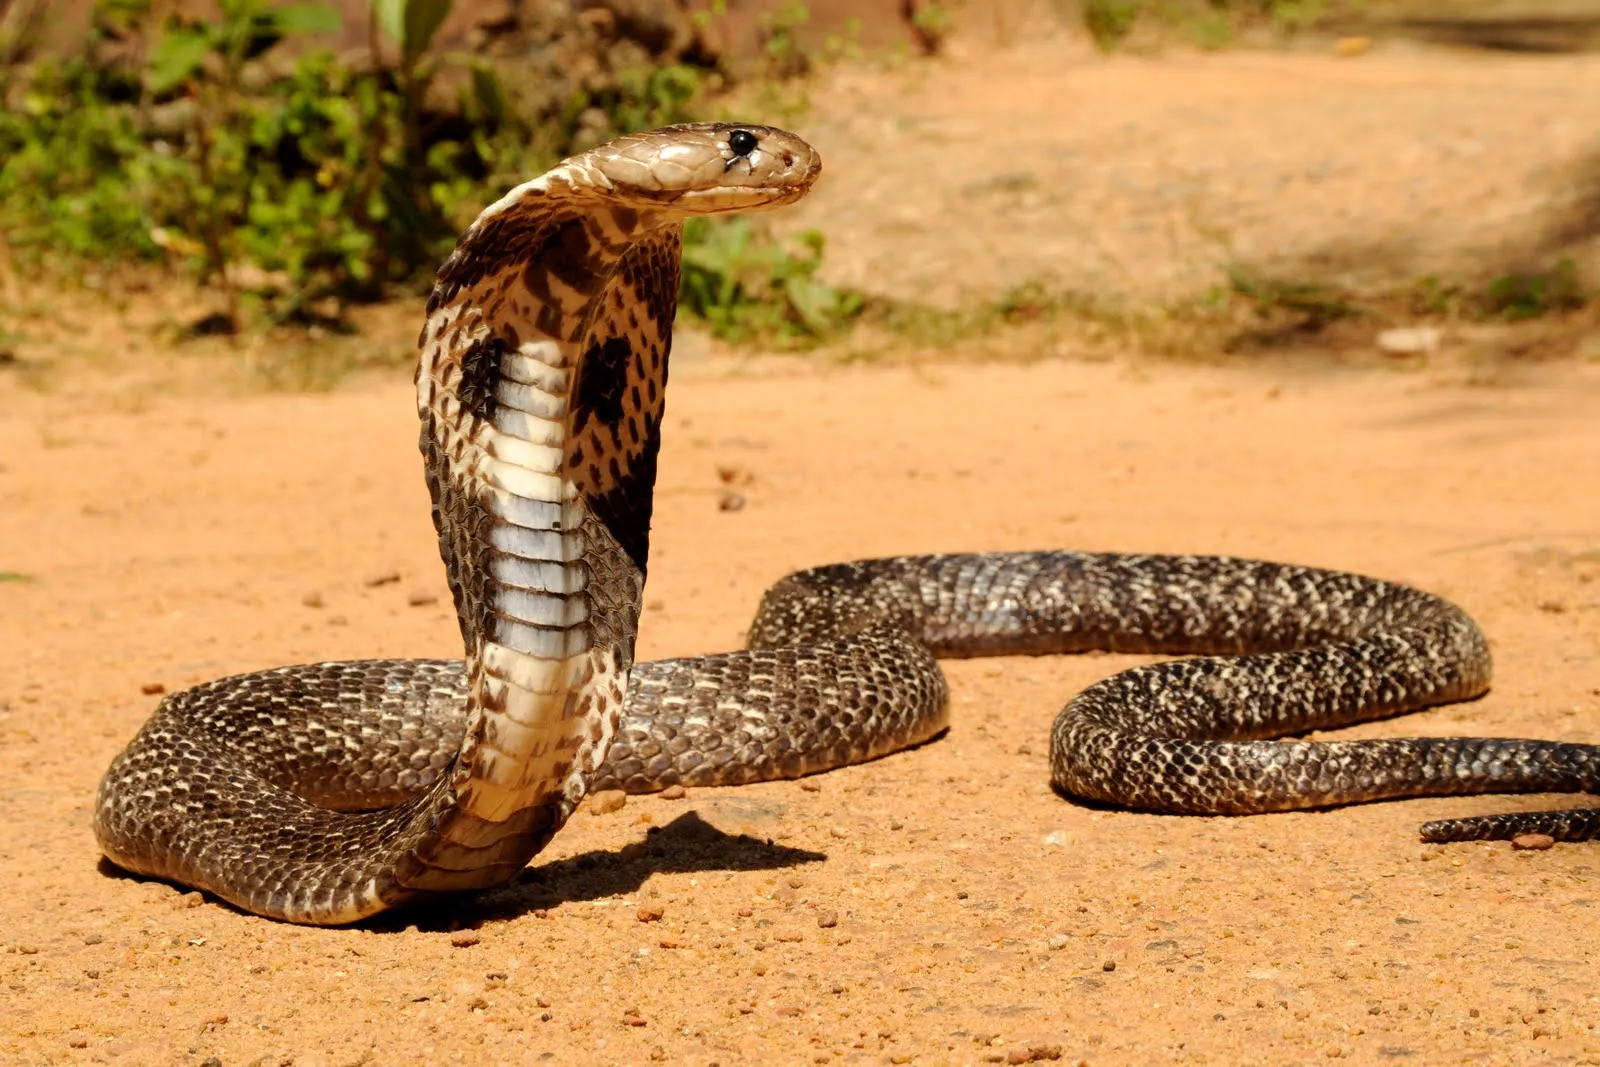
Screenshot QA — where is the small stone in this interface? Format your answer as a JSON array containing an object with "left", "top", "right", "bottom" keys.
[
  {"left": 588, "top": 790, "right": 626, "bottom": 815},
  {"left": 1102, "top": 959, "right": 1117, "bottom": 972},
  {"left": 83, "top": 934, "right": 103, "bottom": 945},
  {"left": 466, "top": 995, "right": 488, "bottom": 1011},
  {"left": 660, "top": 785, "right": 687, "bottom": 800},
  {"left": 301, "top": 591, "right": 324, "bottom": 608},
  {"left": 717, "top": 491, "right": 746, "bottom": 512},
  {"left": 84, "top": 969, "right": 99, "bottom": 979},
  {"left": 1007, "top": 1050, "right": 1031, "bottom": 1065},
  {"left": 67, "top": 1033, "right": 89, "bottom": 1049},
  {"left": 621, "top": 1011, "right": 647, "bottom": 1027},
  {"left": 364, "top": 570, "right": 401, "bottom": 587},
  {"left": 1512, "top": 834, "right": 1555, "bottom": 851},
  {"left": 799, "top": 780, "right": 822, "bottom": 792},
  {"left": 1015, "top": 744, "right": 1031, "bottom": 755},
  {"left": 1376, "top": 326, "right": 1441, "bottom": 357},
  {"left": 817, "top": 910, "right": 839, "bottom": 929},
  {"left": 540, "top": 1012, "right": 553, "bottom": 1022},
  {"left": 407, "top": 591, "right": 439, "bottom": 607},
  {"left": 650, "top": 1047, "right": 667, "bottom": 1061},
  {"left": 830, "top": 982, "right": 845, "bottom": 994},
  {"left": 1537, "top": 600, "right": 1566, "bottom": 614},
  {"left": 737, "top": 907, "right": 754, "bottom": 917},
  {"left": 535, "top": 996, "right": 552, "bottom": 1008},
  {"left": 637, "top": 904, "right": 665, "bottom": 923},
  {"left": 450, "top": 930, "right": 481, "bottom": 948},
  {"left": 829, "top": 826, "right": 848, "bottom": 839},
  {"left": 140, "top": 682, "right": 166, "bottom": 696},
  {"left": 1047, "top": 934, "right": 1069, "bottom": 951},
  {"left": 183, "top": 892, "right": 205, "bottom": 908},
  {"left": 889, "top": 819, "right": 904, "bottom": 830}
]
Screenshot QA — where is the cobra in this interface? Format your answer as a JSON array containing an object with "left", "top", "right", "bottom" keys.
[{"left": 95, "top": 123, "right": 1600, "bottom": 925}]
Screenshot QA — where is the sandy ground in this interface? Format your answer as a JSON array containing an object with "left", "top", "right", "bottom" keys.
[
  {"left": 4, "top": 34, "right": 1600, "bottom": 1067},
  {"left": 3, "top": 351, "right": 1599, "bottom": 1065}
]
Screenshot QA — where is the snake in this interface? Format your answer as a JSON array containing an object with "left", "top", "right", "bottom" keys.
[{"left": 93, "top": 123, "right": 1600, "bottom": 926}]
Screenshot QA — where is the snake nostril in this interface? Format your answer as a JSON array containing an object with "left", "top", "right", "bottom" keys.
[{"left": 782, "top": 152, "right": 794, "bottom": 167}]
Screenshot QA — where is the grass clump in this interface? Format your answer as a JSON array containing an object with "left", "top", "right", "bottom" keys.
[{"left": 1084, "top": 0, "right": 1338, "bottom": 51}]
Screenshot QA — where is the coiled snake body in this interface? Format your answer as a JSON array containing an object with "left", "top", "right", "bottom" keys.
[{"left": 95, "top": 124, "right": 1600, "bottom": 925}]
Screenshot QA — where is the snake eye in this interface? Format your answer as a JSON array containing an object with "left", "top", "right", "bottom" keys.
[{"left": 728, "top": 129, "right": 758, "bottom": 157}]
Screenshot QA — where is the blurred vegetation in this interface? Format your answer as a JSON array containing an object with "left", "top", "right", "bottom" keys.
[
  {"left": 1083, "top": 0, "right": 1343, "bottom": 50},
  {"left": 0, "top": 0, "right": 1588, "bottom": 366},
  {"left": 0, "top": 0, "right": 864, "bottom": 345}
]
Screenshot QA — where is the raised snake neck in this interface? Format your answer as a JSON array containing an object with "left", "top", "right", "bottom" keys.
[{"left": 94, "top": 124, "right": 1599, "bottom": 926}]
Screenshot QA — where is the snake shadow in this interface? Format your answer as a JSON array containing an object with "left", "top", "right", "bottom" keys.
[
  {"left": 95, "top": 810, "right": 823, "bottom": 930},
  {"left": 374, "top": 810, "right": 825, "bottom": 932}
]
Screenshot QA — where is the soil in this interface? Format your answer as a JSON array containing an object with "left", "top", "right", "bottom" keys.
[{"left": 3, "top": 34, "right": 1600, "bottom": 1067}]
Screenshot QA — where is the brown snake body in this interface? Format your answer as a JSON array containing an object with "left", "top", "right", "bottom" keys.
[{"left": 94, "top": 124, "right": 1600, "bottom": 925}]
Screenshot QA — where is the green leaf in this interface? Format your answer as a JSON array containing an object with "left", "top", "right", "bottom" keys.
[
  {"left": 271, "top": 3, "right": 343, "bottom": 35},
  {"left": 372, "top": 0, "right": 452, "bottom": 62},
  {"left": 148, "top": 27, "right": 212, "bottom": 94}
]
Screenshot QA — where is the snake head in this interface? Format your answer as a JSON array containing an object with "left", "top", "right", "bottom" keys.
[{"left": 581, "top": 122, "right": 822, "bottom": 214}]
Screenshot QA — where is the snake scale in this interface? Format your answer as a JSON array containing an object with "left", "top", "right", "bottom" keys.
[{"left": 94, "top": 124, "right": 1600, "bottom": 925}]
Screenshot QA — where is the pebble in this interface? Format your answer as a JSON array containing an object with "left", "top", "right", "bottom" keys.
[
  {"left": 718, "top": 491, "right": 746, "bottom": 512},
  {"left": 364, "top": 570, "right": 401, "bottom": 587},
  {"left": 83, "top": 934, "right": 103, "bottom": 946},
  {"left": 817, "top": 910, "right": 839, "bottom": 929},
  {"left": 637, "top": 904, "right": 665, "bottom": 923},
  {"left": 737, "top": 907, "right": 754, "bottom": 917},
  {"left": 450, "top": 930, "right": 481, "bottom": 948},
  {"left": 1376, "top": 326, "right": 1441, "bottom": 357},
  {"left": 407, "top": 591, "right": 439, "bottom": 607},
  {"left": 140, "top": 682, "right": 166, "bottom": 696},
  {"left": 829, "top": 826, "right": 848, "bottom": 839},
  {"left": 182, "top": 892, "right": 205, "bottom": 908},
  {"left": 588, "top": 790, "right": 627, "bottom": 815},
  {"left": 301, "top": 591, "right": 324, "bottom": 608},
  {"left": 536, "top": 996, "right": 552, "bottom": 1008},
  {"left": 799, "top": 780, "right": 822, "bottom": 792},
  {"left": 660, "top": 785, "right": 687, "bottom": 800},
  {"left": 1102, "top": 959, "right": 1117, "bottom": 972},
  {"left": 466, "top": 995, "right": 488, "bottom": 1012},
  {"left": 621, "top": 1011, "right": 647, "bottom": 1027},
  {"left": 1047, "top": 934, "right": 1069, "bottom": 951},
  {"left": 1512, "top": 834, "right": 1555, "bottom": 851}
]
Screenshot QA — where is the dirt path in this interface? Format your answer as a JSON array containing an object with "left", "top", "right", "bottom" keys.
[
  {"left": 3, "top": 350, "right": 1599, "bottom": 1065},
  {"left": 789, "top": 42, "right": 1600, "bottom": 308}
]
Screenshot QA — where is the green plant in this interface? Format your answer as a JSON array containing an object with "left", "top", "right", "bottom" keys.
[
  {"left": 907, "top": 2, "right": 954, "bottom": 54},
  {"left": 679, "top": 218, "right": 864, "bottom": 344},
  {"left": 1086, "top": 0, "right": 1142, "bottom": 48},
  {"left": 1225, "top": 265, "right": 1357, "bottom": 329},
  {"left": 1480, "top": 257, "right": 1586, "bottom": 321}
]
